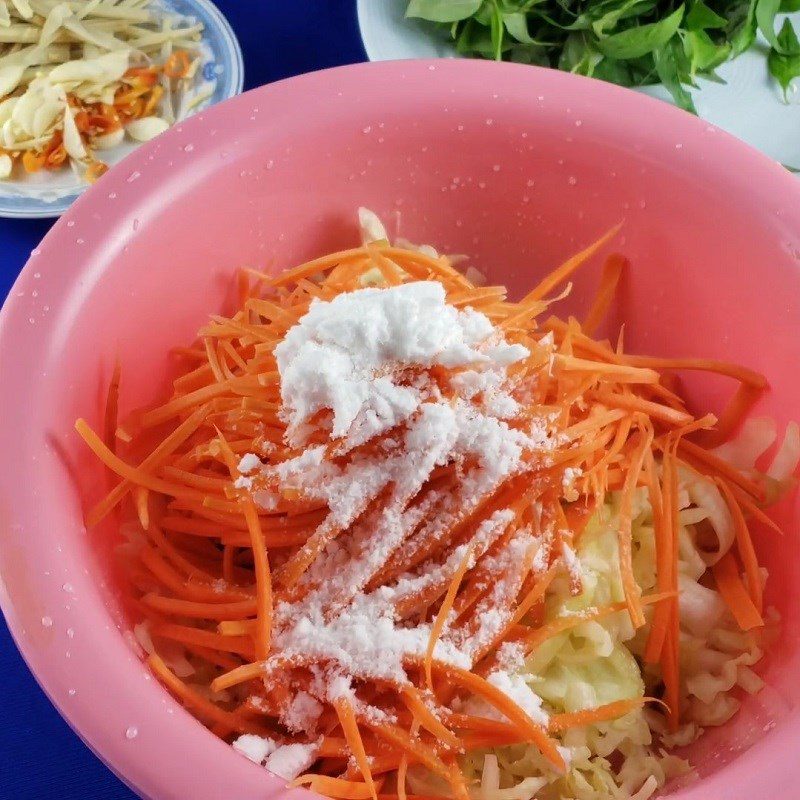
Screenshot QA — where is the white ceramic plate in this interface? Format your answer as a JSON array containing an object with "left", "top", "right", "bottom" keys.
[
  {"left": 357, "top": 0, "right": 800, "bottom": 169},
  {"left": 0, "top": 0, "right": 243, "bottom": 219}
]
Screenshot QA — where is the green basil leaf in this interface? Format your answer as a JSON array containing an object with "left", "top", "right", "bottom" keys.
[
  {"left": 726, "top": 0, "right": 758, "bottom": 56},
  {"left": 755, "top": 0, "right": 783, "bottom": 51},
  {"left": 685, "top": 29, "right": 731, "bottom": 73},
  {"left": 776, "top": 15, "right": 800, "bottom": 52},
  {"left": 597, "top": 5, "right": 685, "bottom": 60},
  {"left": 685, "top": 1, "right": 728, "bottom": 30},
  {"left": 490, "top": 2, "right": 505, "bottom": 57},
  {"left": 768, "top": 18, "right": 800, "bottom": 98},
  {"left": 654, "top": 37, "right": 697, "bottom": 112},
  {"left": 504, "top": 11, "right": 537, "bottom": 41},
  {"left": 558, "top": 30, "right": 603, "bottom": 74},
  {"left": 406, "top": 0, "right": 484, "bottom": 23},
  {"left": 781, "top": 0, "right": 800, "bottom": 11}
]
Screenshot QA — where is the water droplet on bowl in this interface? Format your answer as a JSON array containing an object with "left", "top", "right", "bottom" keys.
[
  {"left": 125, "top": 726, "right": 138, "bottom": 740},
  {"left": 362, "top": 126, "right": 371, "bottom": 134},
  {"left": 41, "top": 616, "right": 53, "bottom": 627},
  {"left": 132, "top": 218, "right": 140, "bottom": 231},
  {"left": 184, "top": 144, "right": 194, "bottom": 152},
  {"left": 62, "top": 582, "right": 73, "bottom": 593},
  {"left": 492, "top": 165, "right": 500, "bottom": 172},
  {"left": 568, "top": 176, "right": 577, "bottom": 186},
  {"left": 66, "top": 220, "right": 75, "bottom": 228},
  {"left": 127, "top": 171, "right": 141, "bottom": 183},
  {"left": 68, "top": 688, "right": 76, "bottom": 696}
]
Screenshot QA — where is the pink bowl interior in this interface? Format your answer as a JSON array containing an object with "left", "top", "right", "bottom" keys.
[{"left": 1, "top": 60, "right": 800, "bottom": 799}]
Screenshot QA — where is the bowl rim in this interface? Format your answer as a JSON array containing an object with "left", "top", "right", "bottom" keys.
[
  {"left": 1, "top": 57, "right": 800, "bottom": 800},
  {"left": 0, "top": 0, "right": 244, "bottom": 221}
]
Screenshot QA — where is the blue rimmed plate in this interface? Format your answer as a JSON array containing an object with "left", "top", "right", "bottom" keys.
[{"left": 0, "top": 0, "right": 243, "bottom": 219}]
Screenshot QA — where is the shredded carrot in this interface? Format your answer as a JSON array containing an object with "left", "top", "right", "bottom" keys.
[
  {"left": 334, "top": 697, "right": 378, "bottom": 800},
  {"left": 700, "top": 383, "right": 765, "bottom": 448},
  {"left": 520, "top": 223, "right": 622, "bottom": 305},
  {"left": 424, "top": 545, "right": 473, "bottom": 691},
  {"left": 103, "top": 359, "right": 122, "bottom": 457},
  {"left": 583, "top": 253, "right": 626, "bottom": 336},
  {"left": 293, "top": 775, "right": 384, "bottom": 799},
  {"left": 400, "top": 687, "right": 460, "bottom": 750},
  {"left": 712, "top": 552, "right": 764, "bottom": 631},
  {"left": 617, "top": 428, "right": 653, "bottom": 628},
  {"left": 549, "top": 698, "right": 647, "bottom": 733},
  {"left": 425, "top": 661, "right": 564, "bottom": 772},
  {"left": 74, "top": 227, "right": 784, "bottom": 797},
  {"left": 717, "top": 479, "right": 763, "bottom": 613},
  {"left": 242, "top": 501, "right": 272, "bottom": 660}
]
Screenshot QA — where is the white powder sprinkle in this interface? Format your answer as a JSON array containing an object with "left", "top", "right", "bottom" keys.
[
  {"left": 235, "top": 275, "right": 559, "bottom": 737},
  {"left": 274, "top": 281, "right": 528, "bottom": 446},
  {"left": 238, "top": 453, "right": 262, "bottom": 474},
  {"left": 487, "top": 670, "right": 549, "bottom": 725},
  {"left": 282, "top": 691, "right": 323, "bottom": 733},
  {"left": 232, "top": 734, "right": 278, "bottom": 764},
  {"left": 561, "top": 540, "right": 582, "bottom": 580},
  {"left": 265, "top": 742, "right": 319, "bottom": 780}
]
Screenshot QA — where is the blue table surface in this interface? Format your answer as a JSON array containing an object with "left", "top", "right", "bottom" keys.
[{"left": 0, "top": 3, "right": 365, "bottom": 796}]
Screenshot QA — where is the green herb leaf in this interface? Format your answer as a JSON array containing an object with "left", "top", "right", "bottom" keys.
[
  {"left": 755, "top": 0, "right": 783, "bottom": 51},
  {"left": 654, "top": 37, "right": 697, "bottom": 112},
  {"left": 597, "top": 5, "right": 685, "bottom": 60},
  {"left": 727, "top": 0, "right": 759, "bottom": 56},
  {"left": 768, "top": 18, "right": 800, "bottom": 99},
  {"left": 406, "top": 0, "right": 483, "bottom": 23},
  {"left": 685, "top": 1, "right": 728, "bottom": 30},
  {"left": 406, "top": 0, "right": 796, "bottom": 113},
  {"left": 504, "top": 11, "right": 536, "bottom": 42},
  {"left": 685, "top": 29, "right": 731, "bottom": 75},
  {"left": 490, "top": 1, "right": 505, "bottom": 58}
]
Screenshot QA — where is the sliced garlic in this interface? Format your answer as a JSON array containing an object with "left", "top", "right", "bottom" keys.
[
  {"left": 10, "top": 0, "right": 33, "bottom": 21},
  {"left": 10, "top": 86, "right": 39, "bottom": 135},
  {"left": 125, "top": 116, "right": 169, "bottom": 142},
  {"left": 40, "top": 2, "right": 73, "bottom": 48},
  {"left": 49, "top": 49, "right": 130, "bottom": 86},
  {"left": 32, "top": 99, "right": 62, "bottom": 138},
  {"left": 0, "top": 96, "right": 18, "bottom": 126},
  {"left": 0, "top": 63, "right": 25, "bottom": 97},
  {"left": 62, "top": 103, "right": 86, "bottom": 159},
  {"left": 93, "top": 127, "right": 124, "bottom": 150},
  {"left": 0, "top": 154, "right": 12, "bottom": 180}
]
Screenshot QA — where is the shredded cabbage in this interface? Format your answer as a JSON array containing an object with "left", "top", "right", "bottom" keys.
[{"left": 437, "top": 467, "right": 771, "bottom": 799}]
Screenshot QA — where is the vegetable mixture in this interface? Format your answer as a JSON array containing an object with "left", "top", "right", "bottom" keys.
[
  {"left": 0, "top": 0, "right": 209, "bottom": 183},
  {"left": 406, "top": 0, "right": 800, "bottom": 112},
  {"left": 76, "top": 210, "right": 793, "bottom": 800}
]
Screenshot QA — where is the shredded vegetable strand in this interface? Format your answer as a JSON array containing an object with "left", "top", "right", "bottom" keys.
[{"left": 74, "top": 222, "right": 785, "bottom": 798}]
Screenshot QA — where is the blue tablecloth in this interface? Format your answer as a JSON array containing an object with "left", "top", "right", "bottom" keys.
[{"left": 0, "top": 4, "right": 365, "bottom": 796}]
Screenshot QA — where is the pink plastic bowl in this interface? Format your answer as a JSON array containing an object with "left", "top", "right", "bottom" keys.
[{"left": 1, "top": 60, "right": 799, "bottom": 800}]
